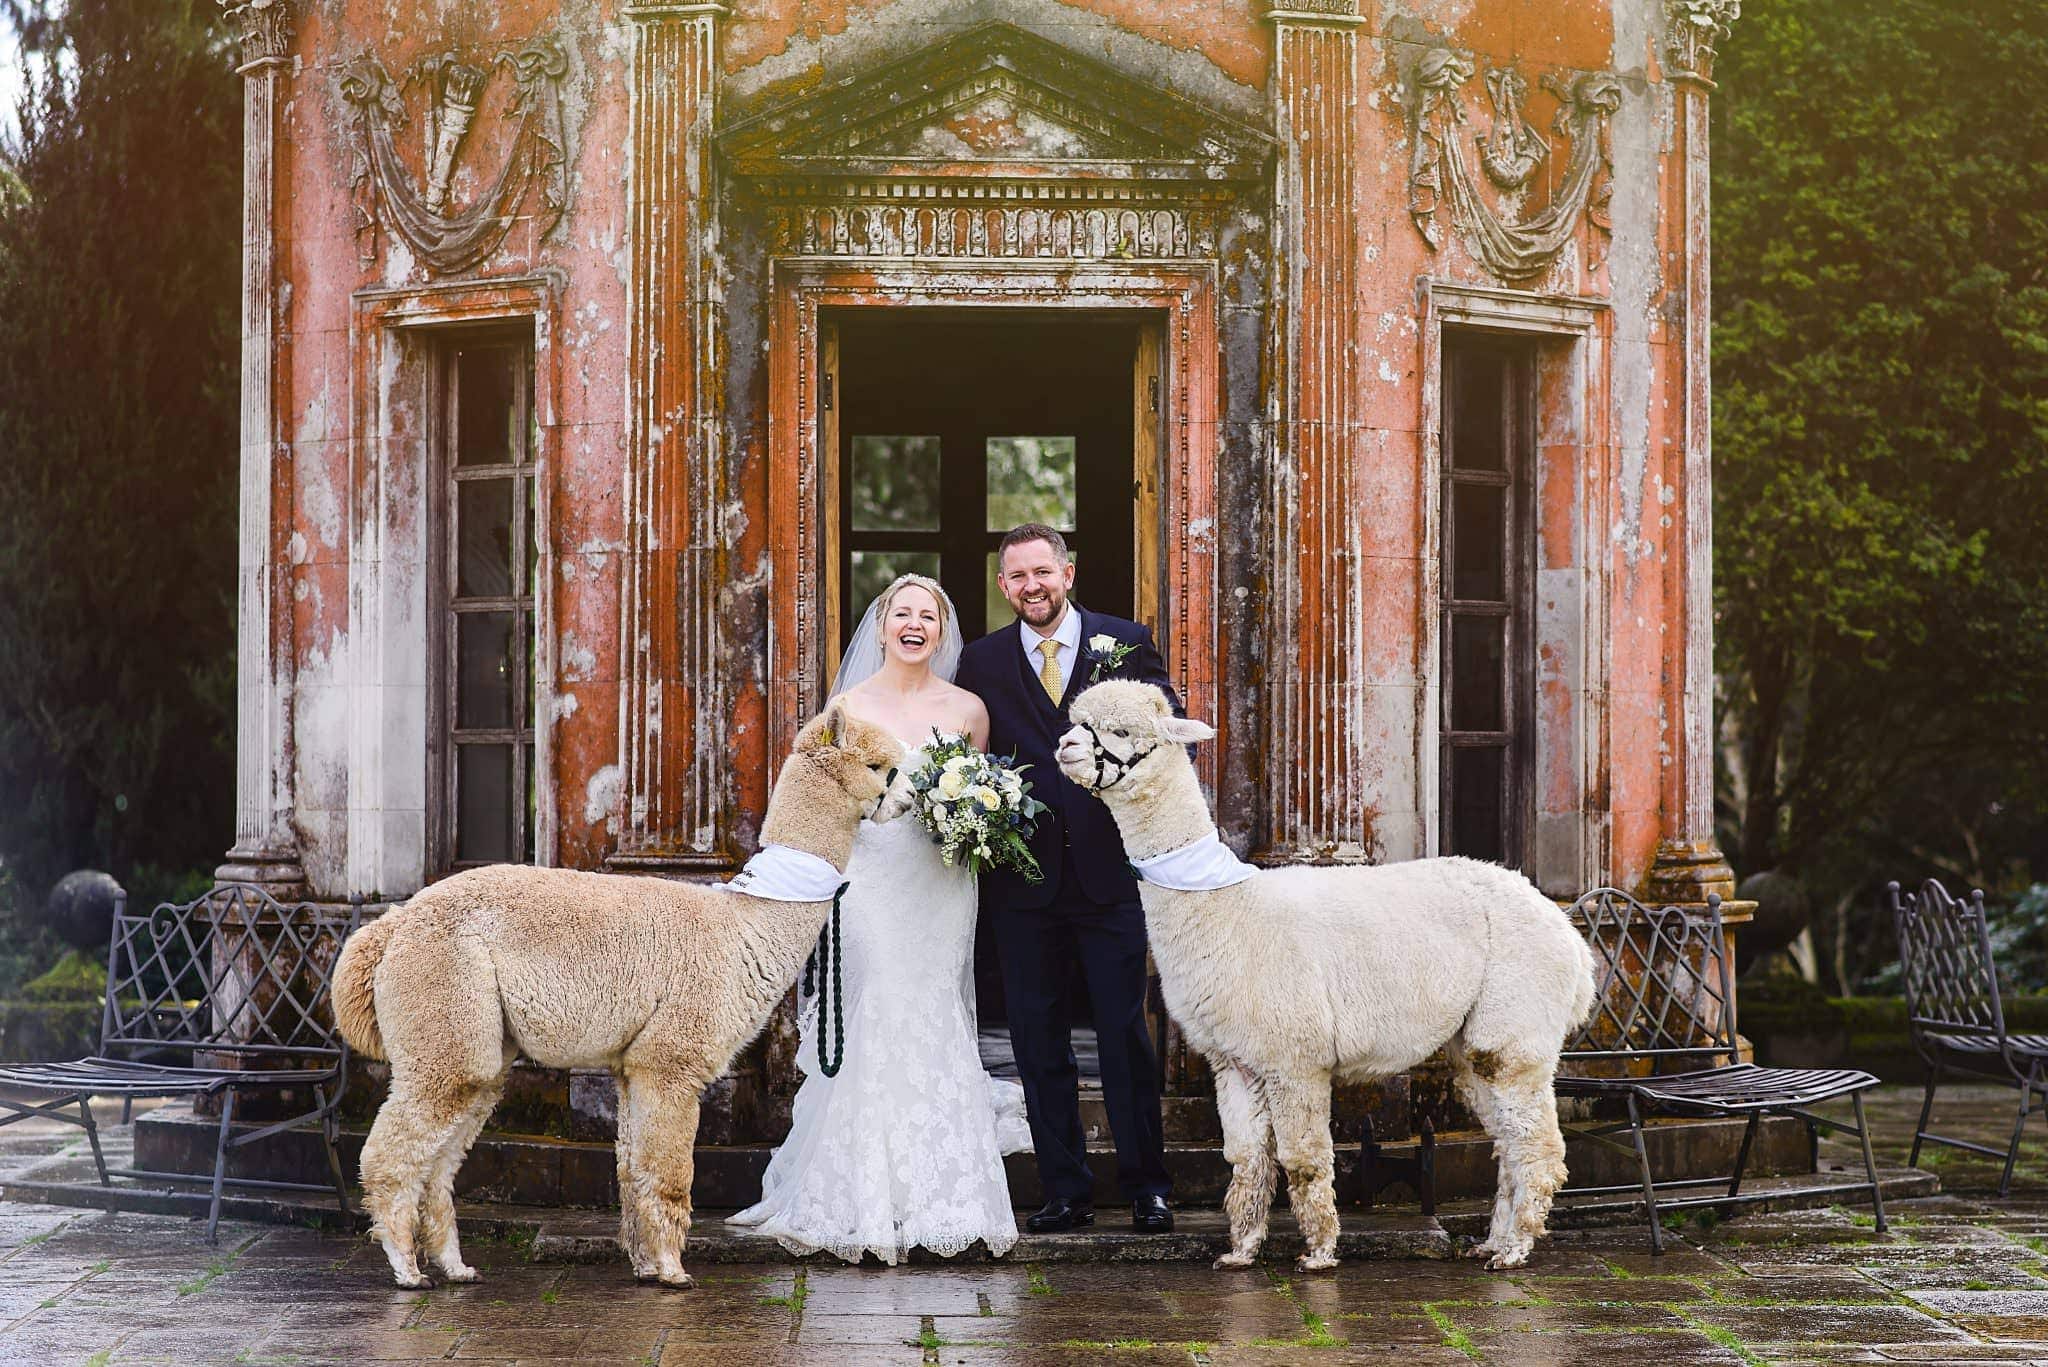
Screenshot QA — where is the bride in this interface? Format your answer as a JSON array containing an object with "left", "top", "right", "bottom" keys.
[{"left": 729, "top": 573, "right": 1031, "bottom": 1263}]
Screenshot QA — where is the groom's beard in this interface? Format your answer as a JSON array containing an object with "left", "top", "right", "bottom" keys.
[{"left": 1015, "top": 587, "right": 1066, "bottom": 629}]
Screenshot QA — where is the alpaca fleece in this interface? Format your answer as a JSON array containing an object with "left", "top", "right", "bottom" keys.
[
  {"left": 1057, "top": 681, "right": 1597, "bottom": 1271},
  {"left": 330, "top": 706, "right": 909, "bottom": 1289}
]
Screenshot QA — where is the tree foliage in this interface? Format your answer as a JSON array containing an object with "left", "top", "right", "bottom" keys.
[
  {"left": 0, "top": 0, "right": 239, "bottom": 926},
  {"left": 1713, "top": 0, "right": 2048, "bottom": 988}
]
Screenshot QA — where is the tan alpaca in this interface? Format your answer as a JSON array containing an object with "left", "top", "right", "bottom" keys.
[
  {"left": 330, "top": 705, "right": 910, "bottom": 1289},
  {"left": 1057, "top": 682, "right": 1596, "bottom": 1271}
]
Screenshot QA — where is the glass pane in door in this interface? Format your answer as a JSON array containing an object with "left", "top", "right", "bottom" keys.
[
  {"left": 985, "top": 436, "right": 1077, "bottom": 531},
  {"left": 850, "top": 435, "right": 942, "bottom": 531},
  {"left": 848, "top": 549, "right": 942, "bottom": 621}
]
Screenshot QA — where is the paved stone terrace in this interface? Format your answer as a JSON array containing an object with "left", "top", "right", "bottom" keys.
[{"left": 6, "top": 1085, "right": 2048, "bottom": 1364}]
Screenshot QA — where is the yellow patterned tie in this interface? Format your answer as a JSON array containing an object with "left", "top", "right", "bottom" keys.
[{"left": 1037, "top": 638, "right": 1063, "bottom": 705}]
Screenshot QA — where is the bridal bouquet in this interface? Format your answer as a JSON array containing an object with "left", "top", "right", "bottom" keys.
[{"left": 905, "top": 732, "right": 1050, "bottom": 882}]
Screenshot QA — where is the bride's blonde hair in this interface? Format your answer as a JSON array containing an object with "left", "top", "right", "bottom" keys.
[{"left": 878, "top": 573, "right": 951, "bottom": 634}]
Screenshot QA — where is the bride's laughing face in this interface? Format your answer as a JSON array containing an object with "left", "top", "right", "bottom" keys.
[{"left": 883, "top": 583, "right": 944, "bottom": 668}]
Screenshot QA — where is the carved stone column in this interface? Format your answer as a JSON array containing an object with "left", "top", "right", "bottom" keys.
[
  {"left": 1258, "top": 1, "right": 1370, "bottom": 863},
  {"left": 609, "top": 3, "right": 733, "bottom": 874},
  {"left": 1643, "top": 0, "right": 1739, "bottom": 904},
  {"left": 216, "top": 0, "right": 304, "bottom": 894}
]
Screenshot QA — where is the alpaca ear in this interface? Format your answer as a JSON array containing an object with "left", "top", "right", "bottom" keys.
[{"left": 1155, "top": 715, "right": 1216, "bottom": 745}]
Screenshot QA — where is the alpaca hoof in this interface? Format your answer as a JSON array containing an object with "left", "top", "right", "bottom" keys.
[
  {"left": 392, "top": 1268, "right": 431, "bottom": 1290},
  {"left": 1484, "top": 1246, "right": 1532, "bottom": 1270},
  {"left": 657, "top": 1270, "right": 695, "bottom": 1289},
  {"left": 1462, "top": 1241, "right": 1496, "bottom": 1261},
  {"left": 1212, "top": 1251, "right": 1256, "bottom": 1270},
  {"left": 437, "top": 1263, "right": 480, "bottom": 1284},
  {"left": 1295, "top": 1252, "right": 1339, "bottom": 1272}
]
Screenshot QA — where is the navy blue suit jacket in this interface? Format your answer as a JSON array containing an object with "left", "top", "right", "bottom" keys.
[{"left": 954, "top": 606, "right": 1182, "bottom": 910}]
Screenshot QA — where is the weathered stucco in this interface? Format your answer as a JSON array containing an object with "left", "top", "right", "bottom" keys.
[{"left": 223, "top": 0, "right": 1732, "bottom": 911}]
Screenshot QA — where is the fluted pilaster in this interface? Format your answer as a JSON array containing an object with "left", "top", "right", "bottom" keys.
[
  {"left": 1259, "top": 1, "right": 1370, "bottom": 863},
  {"left": 611, "top": 3, "right": 732, "bottom": 872}
]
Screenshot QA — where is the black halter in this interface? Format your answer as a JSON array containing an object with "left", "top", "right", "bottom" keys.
[{"left": 1073, "top": 720, "right": 1163, "bottom": 791}]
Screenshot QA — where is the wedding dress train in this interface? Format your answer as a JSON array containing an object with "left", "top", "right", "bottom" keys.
[{"left": 729, "top": 753, "right": 1029, "bottom": 1264}]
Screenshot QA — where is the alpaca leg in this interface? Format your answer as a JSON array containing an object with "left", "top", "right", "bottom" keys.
[
  {"left": 619, "top": 1066, "right": 703, "bottom": 1288},
  {"left": 1450, "top": 1046, "right": 1514, "bottom": 1262},
  {"left": 1463, "top": 1053, "right": 1567, "bottom": 1269},
  {"left": 420, "top": 1067, "right": 507, "bottom": 1283},
  {"left": 1267, "top": 1076, "right": 1340, "bottom": 1272},
  {"left": 359, "top": 1083, "right": 467, "bottom": 1288},
  {"left": 1212, "top": 1061, "right": 1277, "bottom": 1269},
  {"left": 611, "top": 1069, "right": 651, "bottom": 1278}
]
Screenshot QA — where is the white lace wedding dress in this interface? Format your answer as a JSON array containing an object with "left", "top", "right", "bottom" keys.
[{"left": 729, "top": 741, "right": 1031, "bottom": 1264}]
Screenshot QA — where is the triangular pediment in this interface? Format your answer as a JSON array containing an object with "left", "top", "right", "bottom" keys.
[{"left": 719, "top": 23, "right": 1273, "bottom": 186}]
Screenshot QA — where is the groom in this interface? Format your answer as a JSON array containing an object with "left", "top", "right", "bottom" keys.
[{"left": 955, "top": 523, "right": 1175, "bottom": 1234}]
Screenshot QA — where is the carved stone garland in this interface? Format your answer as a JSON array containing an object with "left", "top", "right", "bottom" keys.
[
  {"left": 338, "top": 34, "right": 571, "bottom": 273},
  {"left": 1404, "top": 48, "right": 1621, "bottom": 283}
]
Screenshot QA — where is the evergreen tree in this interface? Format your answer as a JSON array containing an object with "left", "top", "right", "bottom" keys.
[
  {"left": 0, "top": 0, "right": 239, "bottom": 925},
  {"left": 1713, "top": 0, "right": 2048, "bottom": 988}
]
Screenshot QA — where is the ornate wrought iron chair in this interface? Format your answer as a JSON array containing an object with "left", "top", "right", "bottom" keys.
[
  {"left": 0, "top": 884, "right": 361, "bottom": 1240},
  {"left": 1555, "top": 889, "right": 1886, "bottom": 1253},
  {"left": 1891, "top": 878, "right": 2048, "bottom": 1197}
]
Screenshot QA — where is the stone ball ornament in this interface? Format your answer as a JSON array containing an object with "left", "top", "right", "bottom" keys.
[{"left": 44, "top": 869, "right": 123, "bottom": 952}]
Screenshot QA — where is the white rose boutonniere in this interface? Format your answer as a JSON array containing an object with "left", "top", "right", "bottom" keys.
[{"left": 1084, "top": 632, "right": 1139, "bottom": 683}]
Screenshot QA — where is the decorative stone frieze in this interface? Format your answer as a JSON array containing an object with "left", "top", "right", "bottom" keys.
[
  {"left": 1665, "top": 0, "right": 1742, "bottom": 85},
  {"left": 1404, "top": 47, "right": 1621, "bottom": 282},
  {"left": 772, "top": 204, "right": 1218, "bottom": 260},
  {"left": 221, "top": 0, "right": 292, "bottom": 74},
  {"left": 338, "top": 34, "right": 571, "bottom": 274}
]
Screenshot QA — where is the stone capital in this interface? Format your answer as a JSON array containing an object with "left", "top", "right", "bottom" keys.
[
  {"left": 1263, "top": 0, "right": 1365, "bottom": 27},
  {"left": 1664, "top": 0, "right": 1740, "bottom": 87},
  {"left": 622, "top": 2, "right": 731, "bottom": 23},
  {"left": 222, "top": 0, "right": 293, "bottom": 75}
]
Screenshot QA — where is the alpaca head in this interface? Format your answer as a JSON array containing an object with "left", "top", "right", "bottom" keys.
[
  {"left": 1057, "top": 681, "right": 1215, "bottom": 794},
  {"left": 791, "top": 702, "right": 916, "bottom": 822}
]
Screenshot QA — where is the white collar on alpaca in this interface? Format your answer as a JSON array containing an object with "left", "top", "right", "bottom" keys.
[
  {"left": 1130, "top": 832, "right": 1259, "bottom": 891},
  {"left": 723, "top": 845, "right": 844, "bottom": 901}
]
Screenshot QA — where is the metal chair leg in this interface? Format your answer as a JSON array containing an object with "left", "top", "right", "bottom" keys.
[
  {"left": 2000, "top": 1072, "right": 2033, "bottom": 1199},
  {"left": 1852, "top": 1092, "right": 1887, "bottom": 1234},
  {"left": 76, "top": 1094, "right": 109, "bottom": 1185},
  {"left": 1729, "top": 1112, "right": 1760, "bottom": 1198},
  {"left": 1626, "top": 1095, "right": 1663, "bottom": 1255},
  {"left": 207, "top": 1088, "right": 236, "bottom": 1245},
  {"left": 120, "top": 1096, "right": 132, "bottom": 1125},
  {"left": 317, "top": 1087, "right": 349, "bottom": 1219},
  {"left": 1909, "top": 1064, "right": 1940, "bottom": 1169}
]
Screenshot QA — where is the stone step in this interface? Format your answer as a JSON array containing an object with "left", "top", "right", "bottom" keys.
[{"left": 132, "top": 1102, "right": 1813, "bottom": 1211}]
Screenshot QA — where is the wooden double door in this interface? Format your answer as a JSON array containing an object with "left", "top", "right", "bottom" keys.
[{"left": 827, "top": 309, "right": 1153, "bottom": 655}]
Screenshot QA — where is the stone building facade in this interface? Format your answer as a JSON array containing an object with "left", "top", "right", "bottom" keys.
[{"left": 216, "top": 0, "right": 1742, "bottom": 1114}]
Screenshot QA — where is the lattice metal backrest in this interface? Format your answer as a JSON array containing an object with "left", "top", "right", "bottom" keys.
[
  {"left": 1561, "top": 888, "right": 1735, "bottom": 1064},
  {"left": 1891, "top": 879, "right": 2004, "bottom": 1040},
  {"left": 99, "top": 884, "right": 362, "bottom": 1059}
]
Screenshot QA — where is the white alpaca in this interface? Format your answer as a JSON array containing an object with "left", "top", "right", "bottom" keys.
[
  {"left": 330, "top": 705, "right": 912, "bottom": 1289},
  {"left": 1056, "top": 681, "right": 1597, "bottom": 1270}
]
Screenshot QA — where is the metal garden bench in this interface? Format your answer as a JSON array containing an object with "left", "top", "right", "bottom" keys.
[
  {"left": 1554, "top": 888, "right": 1886, "bottom": 1253},
  {"left": 0, "top": 883, "right": 361, "bottom": 1240},
  {"left": 1891, "top": 877, "right": 2048, "bottom": 1196}
]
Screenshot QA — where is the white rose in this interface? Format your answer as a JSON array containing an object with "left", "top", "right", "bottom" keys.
[
  {"left": 937, "top": 770, "right": 967, "bottom": 798},
  {"left": 1089, "top": 633, "right": 1118, "bottom": 653},
  {"left": 971, "top": 785, "right": 1001, "bottom": 810}
]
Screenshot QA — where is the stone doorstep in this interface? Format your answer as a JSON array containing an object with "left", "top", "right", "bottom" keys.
[{"left": 131, "top": 1102, "right": 1819, "bottom": 1209}]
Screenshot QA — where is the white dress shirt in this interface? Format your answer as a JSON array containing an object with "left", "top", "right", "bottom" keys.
[{"left": 1018, "top": 602, "right": 1083, "bottom": 700}]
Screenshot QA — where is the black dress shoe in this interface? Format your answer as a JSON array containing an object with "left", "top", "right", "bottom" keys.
[
  {"left": 1026, "top": 1198, "right": 1095, "bottom": 1233},
  {"left": 1132, "top": 1194, "right": 1175, "bottom": 1233}
]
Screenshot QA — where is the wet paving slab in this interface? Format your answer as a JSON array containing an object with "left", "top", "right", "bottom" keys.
[{"left": 14, "top": 1086, "right": 2048, "bottom": 1362}]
